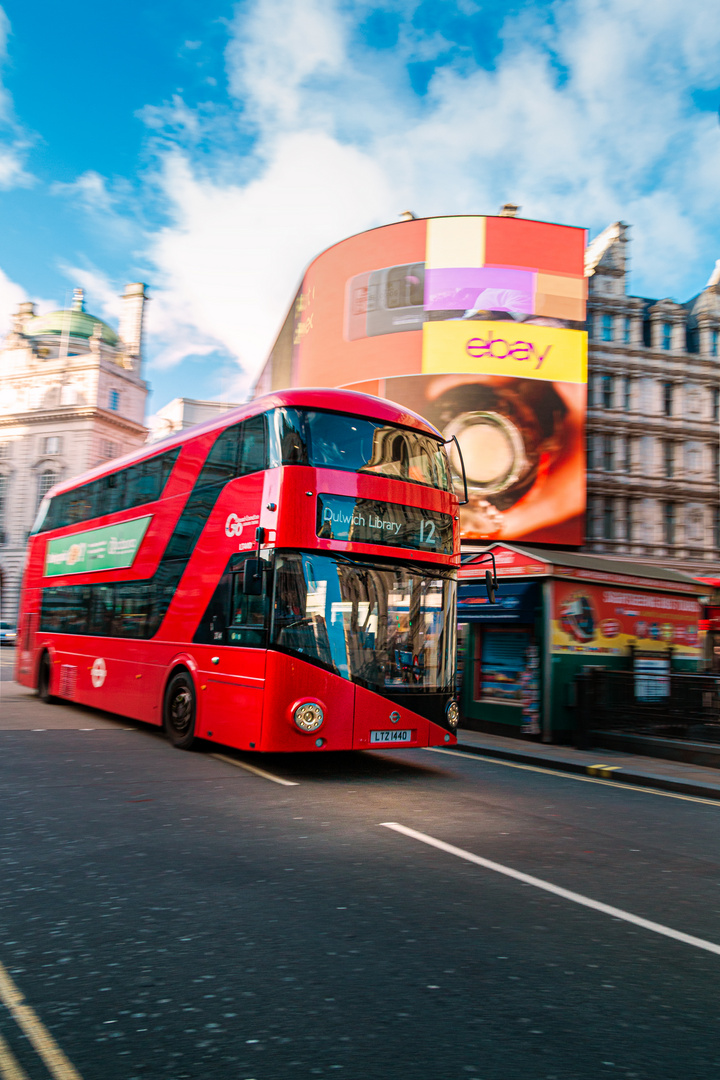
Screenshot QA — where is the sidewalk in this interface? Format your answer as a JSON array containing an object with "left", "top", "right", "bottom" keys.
[{"left": 456, "top": 727, "right": 720, "bottom": 801}]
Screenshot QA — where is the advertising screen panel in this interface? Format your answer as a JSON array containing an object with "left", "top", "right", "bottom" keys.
[
  {"left": 551, "top": 580, "right": 701, "bottom": 659},
  {"left": 255, "top": 215, "right": 587, "bottom": 545}
]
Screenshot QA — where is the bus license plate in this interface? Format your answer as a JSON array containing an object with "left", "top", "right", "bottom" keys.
[{"left": 370, "top": 729, "right": 412, "bottom": 744}]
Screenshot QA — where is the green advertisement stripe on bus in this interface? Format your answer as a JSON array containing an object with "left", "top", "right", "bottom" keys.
[{"left": 44, "top": 515, "right": 153, "bottom": 577}]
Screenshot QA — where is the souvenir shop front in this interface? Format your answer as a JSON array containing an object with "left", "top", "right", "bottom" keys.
[{"left": 457, "top": 544, "right": 703, "bottom": 743}]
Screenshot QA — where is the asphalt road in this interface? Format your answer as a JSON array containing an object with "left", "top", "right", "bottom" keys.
[
  {"left": 1, "top": 689, "right": 720, "bottom": 1080},
  {"left": 0, "top": 647, "right": 15, "bottom": 681}
]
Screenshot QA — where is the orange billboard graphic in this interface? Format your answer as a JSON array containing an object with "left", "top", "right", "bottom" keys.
[
  {"left": 254, "top": 214, "right": 588, "bottom": 546},
  {"left": 552, "top": 580, "right": 701, "bottom": 658}
]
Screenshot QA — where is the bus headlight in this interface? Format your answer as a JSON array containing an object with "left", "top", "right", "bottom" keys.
[
  {"left": 293, "top": 702, "right": 324, "bottom": 733},
  {"left": 446, "top": 700, "right": 459, "bottom": 730}
]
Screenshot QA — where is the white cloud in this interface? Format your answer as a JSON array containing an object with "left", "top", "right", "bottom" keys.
[
  {"left": 0, "top": 264, "right": 27, "bottom": 336},
  {"left": 51, "top": 171, "right": 117, "bottom": 216},
  {"left": 0, "top": 264, "right": 58, "bottom": 337},
  {"left": 129, "top": 0, "right": 720, "bottom": 385},
  {"left": 58, "top": 264, "right": 125, "bottom": 322},
  {"left": 145, "top": 134, "right": 392, "bottom": 386},
  {"left": 0, "top": 6, "right": 33, "bottom": 189},
  {"left": 225, "top": 0, "right": 346, "bottom": 129}
]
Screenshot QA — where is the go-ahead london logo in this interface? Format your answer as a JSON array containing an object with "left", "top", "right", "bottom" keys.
[
  {"left": 225, "top": 513, "right": 260, "bottom": 539},
  {"left": 225, "top": 513, "right": 244, "bottom": 538}
]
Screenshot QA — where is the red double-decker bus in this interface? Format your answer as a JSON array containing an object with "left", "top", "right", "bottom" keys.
[{"left": 15, "top": 389, "right": 463, "bottom": 752}]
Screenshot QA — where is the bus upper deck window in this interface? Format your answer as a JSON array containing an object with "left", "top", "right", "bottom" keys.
[{"left": 276, "top": 409, "right": 309, "bottom": 465}]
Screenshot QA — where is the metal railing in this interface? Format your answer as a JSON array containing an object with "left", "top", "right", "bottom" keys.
[{"left": 575, "top": 668, "right": 720, "bottom": 745}]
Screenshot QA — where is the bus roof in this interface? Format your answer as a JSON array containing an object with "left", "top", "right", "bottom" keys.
[{"left": 45, "top": 386, "right": 446, "bottom": 500}]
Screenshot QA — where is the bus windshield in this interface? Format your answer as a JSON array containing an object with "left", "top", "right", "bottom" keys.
[
  {"left": 272, "top": 552, "right": 456, "bottom": 694},
  {"left": 272, "top": 408, "right": 453, "bottom": 492}
]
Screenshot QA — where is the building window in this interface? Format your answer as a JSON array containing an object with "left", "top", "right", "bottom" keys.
[
  {"left": 109, "top": 389, "right": 120, "bottom": 412},
  {"left": 712, "top": 330, "right": 719, "bottom": 357},
  {"left": 37, "top": 470, "right": 56, "bottom": 508},
  {"left": 663, "top": 382, "right": 673, "bottom": 417},
  {"left": 43, "top": 436, "right": 61, "bottom": 454},
  {"left": 622, "top": 436, "right": 632, "bottom": 472},
  {"left": 715, "top": 507, "right": 720, "bottom": 550},
  {"left": 623, "top": 317, "right": 631, "bottom": 344},
  {"left": 687, "top": 444, "right": 701, "bottom": 474},
  {"left": 586, "top": 495, "right": 599, "bottom": 538},
  {"left": 664, "top": 441, "right": 674, "bottom": 478},
  {"left": 623, "top": 376, "right": 631, "bottom": 410},
  {"left": 586, "top": 433, "right": 594, "bottom": 470},
  {"left": 626, "top": 499, "right": 633, "bottom": 542},
  {"left": 587, "top": 314, "right": 594, "bottom": 341},
  {"left": 664, "top": 502, "right": 676, "bottom": 546},
  {"left": 601, "top": 314, "right": 613, "bottom": 342},
  {"left": 603, "top": 435, "right": 614, "bottom": 471},
  {"left": 713, "top": 443, "right": 719, "bottom": 477},
  {"left": 0, "top": 443, "right": 8, "bottom": 459},
  {"left": 602, "top": 374, "right": 613, "bottom": 409},
  {"left": 713, "top": 387, "right": 720, "bottom": 422},
  {"left": 687, "top": 510, "right": 703, "bottom": 544},
  {"left": 102, "top": 441, "right": 118, "bottom": 460},
  {"left": 662, "top": 322, "right": 672, "bottom": 350},
  {"left": 603, "top": 499, "right": 615, "bottom": 540}
]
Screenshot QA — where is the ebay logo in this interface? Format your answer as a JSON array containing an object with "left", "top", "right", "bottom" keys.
[{"left": 466, "top": 334, "right": 552, "bottom": 370}]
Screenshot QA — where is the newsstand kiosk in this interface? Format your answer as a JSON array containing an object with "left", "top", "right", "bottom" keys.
[{"left": 458, "top": 544, "right": 704, "bottom": 743}]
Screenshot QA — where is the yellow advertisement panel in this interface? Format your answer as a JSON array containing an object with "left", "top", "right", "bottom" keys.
[{"left": 421, "top": 321, "right": 587, "bottom": 384}]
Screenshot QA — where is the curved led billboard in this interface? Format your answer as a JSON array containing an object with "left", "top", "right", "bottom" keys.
[{"left": 254, "top": 215, "right": 587, "bottom": 545}]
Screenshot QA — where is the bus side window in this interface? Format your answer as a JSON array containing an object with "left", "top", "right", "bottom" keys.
[
  {"left": 125, "top": 458, "right": 161, "bottom": 509},
  {"left": 275, "top": 408, "right": 309, "bottom": 465},
  {"left": 192, "top": 568, "right": 233, "bottom": 645},
  {"left": 101, "top": 469, "right": 126, "bottom": 516},
  {"left": 200, "top": 425, "right": 242, "bottom": 487},
  {"left": 238, "top": 414, "right": 268, "bottom": 476},
  {"left": 87, "top": 585, "right": 114, "bottom": 636},
  {"left": 111, "top": 582, "right": 152, "bottom": 638}
]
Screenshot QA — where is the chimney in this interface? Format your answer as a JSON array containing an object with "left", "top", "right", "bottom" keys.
[
  {"left": 499, "top": 203, "right": 521, "bottom": 218},
  {"left": 119, "top": 283, "right": 148, "bottom": 368}
]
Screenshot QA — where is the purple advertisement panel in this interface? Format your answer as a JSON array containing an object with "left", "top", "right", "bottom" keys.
[{"left": 424, "top": 267, "right": 536, "bottom": 315}]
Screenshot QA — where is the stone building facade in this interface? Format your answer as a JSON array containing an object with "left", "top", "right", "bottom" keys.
[
  {"left": 584, "top": 223, "right": 720, "bottom": 574},
  {"left": 146, "top": 397, "right": 243, "bottom": 442},
  {"left": 0, "top": 285, "right": 149, "bottom": 618}
]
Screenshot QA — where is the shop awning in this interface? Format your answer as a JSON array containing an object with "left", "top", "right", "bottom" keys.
[{"left": 458, "top": 580, "right": 539, "bottom": 622}]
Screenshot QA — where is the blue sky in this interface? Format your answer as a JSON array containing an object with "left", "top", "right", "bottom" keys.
[{"left": 1, "top": 0, "right": 719, "bottom": 416}]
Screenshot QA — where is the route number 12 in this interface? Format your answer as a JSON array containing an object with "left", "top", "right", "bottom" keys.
[{"left": 419, "top": 520, "right": 436, "bottom": 545}]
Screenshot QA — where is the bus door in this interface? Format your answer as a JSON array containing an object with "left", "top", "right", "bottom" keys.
[{"left": 194, "top": 555, "right": 267, "bottom": 750}]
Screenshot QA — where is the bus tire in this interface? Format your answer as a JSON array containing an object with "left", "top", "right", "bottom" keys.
[
  {"left": 38, "top": 651, "right": 59, "bottom": 704},
  {"left": 163, "top": 670, "right": 197, "bottom": 750}
]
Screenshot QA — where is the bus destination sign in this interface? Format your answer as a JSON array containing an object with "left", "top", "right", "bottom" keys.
[
  {"left": 44, "top": 515, "right": 152, "bottom": 577},
  {"left": 316, "top": 494, "right": 453, "bottom": 554}
]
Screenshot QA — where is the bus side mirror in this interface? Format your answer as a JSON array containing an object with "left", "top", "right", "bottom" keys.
[
  {"left": 243, "top": 559, "right": 263, "bottom": 595},
  {"left": 485, "top": 569, "right": 497, "bottom": 604}
]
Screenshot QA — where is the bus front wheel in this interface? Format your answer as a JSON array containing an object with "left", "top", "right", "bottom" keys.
[{"left": 163, "top": 671, "right": 197, "bottom": 750}]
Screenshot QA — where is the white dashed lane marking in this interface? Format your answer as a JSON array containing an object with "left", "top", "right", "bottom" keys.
[
  {"left": 211, "top": 753, "right": 298, "bottom": 786},
  {"left": 381, "top": 821, "right": 720, "bottom": 957}
]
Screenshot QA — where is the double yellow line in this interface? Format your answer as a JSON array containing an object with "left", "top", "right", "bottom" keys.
[{"left": 0, "top": 959, "right": 82, "bottom": 1080}]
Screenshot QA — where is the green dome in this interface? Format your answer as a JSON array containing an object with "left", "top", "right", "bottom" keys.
[{"left": 25, "top": 310, "right": 120, "bottom": 346}]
